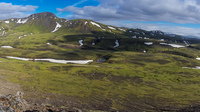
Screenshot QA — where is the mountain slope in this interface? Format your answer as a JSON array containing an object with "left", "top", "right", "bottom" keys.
[
  {"left": 0, "top": 12, "right": 199, "bottom": 53},
  {"left": 2, "top": 12, "right": 67, "bottom": 33},
  {"left": 1, "top": 12, "right": 200, "bottom": 112}
]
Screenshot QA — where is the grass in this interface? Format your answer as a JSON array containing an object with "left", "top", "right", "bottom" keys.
[
  {"left": 0, "top": 49, "right": 200, "bottom": 111},
  {"left": 1, "top": 19, "right": 200, "bottom": 111}
]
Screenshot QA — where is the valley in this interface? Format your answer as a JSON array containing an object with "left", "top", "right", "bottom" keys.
[{"left": 0, "top": 12, "right": 200, "bottom": 111}]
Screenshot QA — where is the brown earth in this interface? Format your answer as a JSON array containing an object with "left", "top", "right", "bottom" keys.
[{"left": 0, "top": 78, "right": 21, "bottom": 95}]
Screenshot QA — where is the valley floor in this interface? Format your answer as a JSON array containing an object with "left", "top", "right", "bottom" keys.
[
  {"left": 1, "top": 21, "right": 200, "bottom": 111},
  {"left": 0, "top": 49, "right": 200, "bottom": 111}
]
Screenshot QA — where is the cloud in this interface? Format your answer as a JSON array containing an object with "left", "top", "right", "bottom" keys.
[
  {"left": 57, "top": 0, "right": 200, "bottom": 24},
  {"left": 0, "top": 2, "right": 38, "bottom": 19},
  {"left": 72, "top": 0, "right": 88, "bottom": 7},
  {"left": 100, "top": 20, "right": 200, "bottom": 37}
]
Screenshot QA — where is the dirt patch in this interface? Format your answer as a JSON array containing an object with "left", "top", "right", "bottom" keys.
[
  {"left": 0, "top": 78, "right": 21, "bottom": 95},
  {"left": 23, "top": 92, "right": 117, "bottom": 111}
]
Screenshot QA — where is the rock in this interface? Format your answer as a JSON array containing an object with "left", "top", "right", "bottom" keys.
[{"left": 0, "top": 92, "right": 85, "bottom": 112}]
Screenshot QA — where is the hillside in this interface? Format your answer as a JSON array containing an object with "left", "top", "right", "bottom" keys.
[{"left": 1, "top": 12, "right": 200, "bottom": 111}]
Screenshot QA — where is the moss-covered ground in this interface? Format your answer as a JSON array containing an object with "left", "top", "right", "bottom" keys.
[
  {"left": 1, "top": 23, "right": 200, "bottom": 111},
  {"left": 0, "top": 47, "right": 200, "bottom": 111}
]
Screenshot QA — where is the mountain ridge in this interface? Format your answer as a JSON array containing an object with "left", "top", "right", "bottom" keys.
[
  {"left": 0, "top": 12, "right": 197, "bottom": 40},
  {"left": 0, "top": 12, "right": 198, "bottom": 51},
  {"left": 0, "top": 12, "right": 182, "bottom": 38}
]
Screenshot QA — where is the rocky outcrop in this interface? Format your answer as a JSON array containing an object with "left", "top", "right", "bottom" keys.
[
  {"left": 29, "top": 12, "right": 57, "bottom": 19},
  {"left": 0, "top": 92, "right": 82, "bottom": 112},
  {"left": 0, "top": 91, "right": 28, "bottom": 112},
  {"left": 178, "top": 105, "right": 200, "bottom": 112}
]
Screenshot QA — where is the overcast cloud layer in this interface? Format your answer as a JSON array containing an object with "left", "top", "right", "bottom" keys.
[
  {"left": 57, "top": 0, "right": 200, "bottom": 24},
  {"left": 0, "top": 2, "right": 38, "bottom": 19}
]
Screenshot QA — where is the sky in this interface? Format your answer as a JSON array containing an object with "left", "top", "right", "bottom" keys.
[{"left": 1, "top": 0, "right": 200, "bottom": 37}]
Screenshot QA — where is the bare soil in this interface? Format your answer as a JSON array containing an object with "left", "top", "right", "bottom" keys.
[{"left": 0, "top": 78, "right": 21, "bottom": 95}]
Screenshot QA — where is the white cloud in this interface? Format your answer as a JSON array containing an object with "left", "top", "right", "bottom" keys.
[
  {"left": 100, "top": 20, "right": 200, "bottom": 37},
  {"left": 57, "top": 0, "right": 200, "bottom": 24},
  {"left": 72, "top": 0, "right": 88, "bottom": 7},
  {"left": 56, "top": 0, "right": 200, "bottom": 37},
  {"left": 0, "top": 2, "right": 38, "bottom": 19}
]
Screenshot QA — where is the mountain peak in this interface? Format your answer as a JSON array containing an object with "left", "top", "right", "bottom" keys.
[{"left": 29, "top": 12, "right": 57, "bottom": 19}]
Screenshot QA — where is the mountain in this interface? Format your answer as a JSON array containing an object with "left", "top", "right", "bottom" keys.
[
  {"left": 1, "top": 12, "right": 200, "bottom": 52},
  {"left": 2, "top": 12, "right": 67, "bottom": 33},
  {"left": 0, "top": 12, "right": 184, "bottom": 39},
  {"left": 1, "top": 12, "right": 200, "bottom": 112}
]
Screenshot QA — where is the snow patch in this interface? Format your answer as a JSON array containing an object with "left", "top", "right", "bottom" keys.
[
  {"left": 183, "top": 41, "right": 190, "bottom": 46},
  {"left": 35, "top": 59, "right": 93, "bottom": 64},
  {"left": 16, "top": 18, "right": 28, "bottom": 24},
  {"left": 5, "top": 21, "right": 9, "bottom": 24},
  {"left": 90, "top": 21, "right": 101, "bottom": 27},
  {"left": 1, "top": 31, "right": 5, "bottom": 36},
  {"left": 113, "top": 40, "right": 119, "bottom": 48},
  {"left": 144, "top": 42, "right": 153, "bottom": 45},
  {"left": 144, "top": 37, "right": 149, "bottom": 39},
  {"left": 79, "top": 40, "right": 83, "bottom": 46},
  {"left": 51, "top": 22, "right": 62, "bottom": 33},
  {"left": 90, "top": 21, "right": 106, "bottom": 31},
  {"left": 85, "top": 21, "right": 88, "bottom": 25},
  {"left": 18, "top": 36, "right": 23, "bottom": 39},
  {"left": 182, "top": 66, "right": 200, "bottom": 70},
  {"left": 108, "top": 26, "right": 116, "bottom": 30},
  {"left": 118, "top": 28, "right": 126, "bottom": 32},
  {"left": 161, "top": 39, "right": 164, "bottom": 41},
  {"left": 1, "top": 46, "right": 13, "bottom": 48},
  {"left": 132, "top": 36, "right": 137, "bottom": 38},
  {"left": 6, "top": 56, "right": 93, "bottom": 64},
  {"left": 142, "top": 32, "right": 145, "bottom": 35},
  {"left": 7, "top": 56, "right": 30, "bottom": 61},
  {"left": 168, "top": 44, "right": 185, "bottom": 48},
  {"left": 160, "top": 43, "right": 185, "bottom": 48}
]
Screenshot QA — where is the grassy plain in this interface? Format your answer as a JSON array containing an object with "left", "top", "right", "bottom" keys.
[{"left": 0, "top": 46, "right": 200, "bottom": 111}]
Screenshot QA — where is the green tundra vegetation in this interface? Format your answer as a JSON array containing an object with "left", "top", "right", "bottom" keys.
[{"left": 1, "top": 12, "right": 200, "bottom": 111}]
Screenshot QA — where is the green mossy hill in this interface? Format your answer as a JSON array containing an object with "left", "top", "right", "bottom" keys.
[{"left": 13, "top": 12, "right": 67, "bottom": 33}]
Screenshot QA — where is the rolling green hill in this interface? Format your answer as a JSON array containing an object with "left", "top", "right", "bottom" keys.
[{"left": 1, "top": 12, "right": 200, "bottom": 111}]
